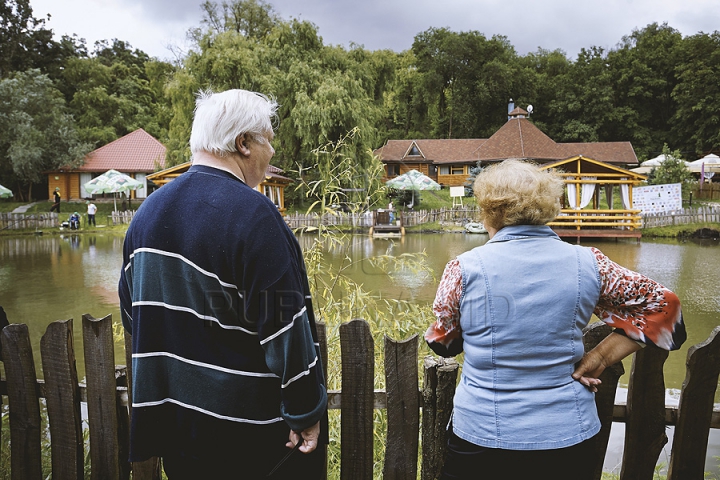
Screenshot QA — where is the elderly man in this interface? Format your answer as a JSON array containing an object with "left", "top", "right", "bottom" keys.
[{"left": 119, "top": 89, "right": 327, "bottom": 479}]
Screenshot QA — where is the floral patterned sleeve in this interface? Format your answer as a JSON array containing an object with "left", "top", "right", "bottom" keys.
[
  {"left": 424, "top": 259, "right": 464, "bottom": 356},
  {"left": 591, "top": 247, "right": 686, "bottom": 351}
]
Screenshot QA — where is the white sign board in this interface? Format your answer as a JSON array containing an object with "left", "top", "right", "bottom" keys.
[
  {"left": 450, "top": 186, "right": 465, "bottom": 198},
  {"left": 633, "top": 183, "right": 682, "bottom": 214}
]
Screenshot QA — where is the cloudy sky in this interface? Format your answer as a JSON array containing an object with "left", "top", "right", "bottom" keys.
[{"left": 30, "top": 0, "right": 719, "bottom": 61}]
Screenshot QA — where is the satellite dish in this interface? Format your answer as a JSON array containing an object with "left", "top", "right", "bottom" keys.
[{"left": 527, "top": 105, "right": 534, "bottom": 114}]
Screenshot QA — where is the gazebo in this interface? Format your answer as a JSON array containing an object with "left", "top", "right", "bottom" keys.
[
  {"left": 540, "top": 155, "right": 647, "bottom": 240},
  {"left": 146, "top": 162, "right": 293, "bottom": 214}
]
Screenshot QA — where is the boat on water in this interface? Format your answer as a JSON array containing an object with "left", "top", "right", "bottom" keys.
[{"left": 464, "top": 222, "right": 487, "bottom": 234}]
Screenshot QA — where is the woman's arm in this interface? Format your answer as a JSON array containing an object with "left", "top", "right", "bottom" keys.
[
  {"left": 425, "top": 259, "right": 464, "bottom": 357},
  {"left": 572, "top": 332, "right": 642, "bottom": 392}
]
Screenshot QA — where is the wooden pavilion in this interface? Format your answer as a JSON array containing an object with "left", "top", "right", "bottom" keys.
[
  {"left": 146, "top": 162, "right": 293, "bottom": 214},
  {"left": 540, "top": 155, "right": 647, "bottom": 240}
]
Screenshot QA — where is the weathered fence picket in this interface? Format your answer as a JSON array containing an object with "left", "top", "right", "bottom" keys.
[
  {"left": 668, "top": 326, "right": 720, "bottom": 479},
  {"left": 40, "top": 319, "right": 83, "bottom": 480},
  {"left": 0, "top": 316, "right": 718, "bottom": 480}
]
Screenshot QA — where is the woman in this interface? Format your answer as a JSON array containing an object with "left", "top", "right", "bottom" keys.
[{"left": 425, "top": 159, "right": 686, "bottom": 480}]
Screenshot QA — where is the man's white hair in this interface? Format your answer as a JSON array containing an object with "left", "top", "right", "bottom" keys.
[{"left": 189, "top": 89, "right": 278, "bottom": 156}]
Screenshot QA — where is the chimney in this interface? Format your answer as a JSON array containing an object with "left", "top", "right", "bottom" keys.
[{"left": 507, "top": 98, "right": 514, "bottom": 120}]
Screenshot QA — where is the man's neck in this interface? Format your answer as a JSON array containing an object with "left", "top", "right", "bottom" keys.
[{"left": 191, "top": 151, "right": 246, "bottom": 183}]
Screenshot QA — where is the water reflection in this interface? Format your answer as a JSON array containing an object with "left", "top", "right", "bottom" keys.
[{"left": 1, "top": 231, "right": 718, "bottom": 472}]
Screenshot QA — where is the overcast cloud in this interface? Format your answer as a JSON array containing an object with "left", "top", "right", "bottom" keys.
[{"left": 30, "top": 0, "right": 720, "bottom": 61}]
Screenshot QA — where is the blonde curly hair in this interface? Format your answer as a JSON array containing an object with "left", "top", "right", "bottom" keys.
[{"left": 474, "top": 159, "right": 564, "bottom": 230}]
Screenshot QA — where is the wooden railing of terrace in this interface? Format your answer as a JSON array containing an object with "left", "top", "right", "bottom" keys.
[
  {"left": 548, "top": 208, "right": 644, "bottom": 230},
  {"left": 0, "top": 316, "right": 718, "bottom": 480}
]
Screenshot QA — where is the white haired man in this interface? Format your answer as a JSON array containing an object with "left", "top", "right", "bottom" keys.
[{"left": 119, "top": 89, "right": 327, "bottom": 479}]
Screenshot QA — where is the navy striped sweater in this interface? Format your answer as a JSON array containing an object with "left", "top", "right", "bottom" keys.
[{"left": 118, "top": 165, "right": 327, "bottom": 462}]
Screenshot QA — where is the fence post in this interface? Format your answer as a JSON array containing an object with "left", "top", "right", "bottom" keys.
[
  {"left": 1, "top": 323, "right": 43, "bottom": 480},
  {"left": 582, "top": 322, "right": 625, "bottom": 480},
  {"left": 40, "top": 319, "right": 84, "bottom": 480},
  {"left": 620, "top": 345, "right": 669, "bottom": 480},
  {"left": 339, "top": 319, "right": 374, "bottom": 480},
  {"left": 421, "top": 356, "right": 458, "bottom": 480},
  {"left": 82, "top": 314, "right": 121, "bottom": 480},
  {"left": 317, "top": 322, "right": 328, "bottom": 480},
  {"left": 667, "top": 326, "right": 720, "bottom": 480},
  {"left": 383, "top": 334, "right": 419, "bottom": 480}
]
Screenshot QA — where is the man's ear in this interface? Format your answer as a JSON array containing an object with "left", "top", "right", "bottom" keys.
[{"left": 235, "top": 134, "right": 251, "bottom": 157}]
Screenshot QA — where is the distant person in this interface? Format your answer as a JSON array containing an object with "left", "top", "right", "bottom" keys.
[
  {"left": 87, "top": 201, "right": 97, "bottom": 226},
  {"left": 119, "top": 89, "right": 327, "bottom": 479},
  {"left": 69, "top": 212, "right": 80, "bottom": 230},
  {"left": 50, "top": 188, "right": 61, "bottom": 213},
  {"left": 425, "top": 159, "right": 686, "bottom": 480}
]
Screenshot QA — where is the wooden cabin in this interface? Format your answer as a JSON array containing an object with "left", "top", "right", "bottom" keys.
[
  {"left": 46, "top": 129, "right": 165, "bottom": 200},
  {"left": 146, "top": 162, "right": 292, "bottom": 214},
  {"left": 540, "top": 155, "right": 647, "bottom": 239}
]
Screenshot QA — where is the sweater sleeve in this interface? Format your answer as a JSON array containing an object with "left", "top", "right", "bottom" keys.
[
  {"left": 425, "top": 259, "right": 464, "bottom": 357},
  {"left": 243, "top": 208, "right": 327, "bottom": 432},
  {"left": 591, "top": 247, "right": 686, "bottom": 351}
]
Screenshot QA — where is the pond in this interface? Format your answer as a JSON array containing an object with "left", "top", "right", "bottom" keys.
[{"left": 0, "top": 231, "right": 718, "bottom": 474}]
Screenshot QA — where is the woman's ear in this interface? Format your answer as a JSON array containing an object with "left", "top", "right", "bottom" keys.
[{"left": 235, "top": 134, "right": 251, "bottom": 157}]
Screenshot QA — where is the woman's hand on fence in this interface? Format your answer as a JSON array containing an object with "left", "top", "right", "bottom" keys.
[
  {"left": 572, "top": 332, "right": 643, "bottom": 392},
  {"left": 287, "top": 420, "right": 320, "bottom": 453}
]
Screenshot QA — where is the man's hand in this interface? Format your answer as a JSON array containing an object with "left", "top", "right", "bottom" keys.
[{"left": 286, "top": 421, "right": 320, "bottom": 454}]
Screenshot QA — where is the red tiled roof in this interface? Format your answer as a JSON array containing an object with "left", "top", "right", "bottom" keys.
[
  {"left": 375, "top": 119, "right": 638, "bottom": 166},
  {"left": 475, "top": 118, "right": 563, "bottom": 161},
  {"left": 374, "top": 139, "right": 486, "bottom": 164},
  {"left": 75, "top": 129, "right": 166, "bottom": 173},
  {"left": 558, "top": 142, "right": 638, "bottom": 165}
]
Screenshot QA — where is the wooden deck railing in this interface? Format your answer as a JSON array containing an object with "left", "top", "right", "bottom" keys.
[
  {"left": 1, "top": 316, "right": 718, "bottom": 479},
  {"left": 548, "top": 208, "right": 643, "bottom": 230}
]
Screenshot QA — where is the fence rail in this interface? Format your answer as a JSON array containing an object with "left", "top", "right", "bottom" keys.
[
  {"left": 642, "top": 206, "right": 720, "bottom": 228},
  {"left": 1, "top": 315, "right": 718, "bottom": 479},
  {"left": 284, "top": 207, "right": 480, "bottom": 230},
  {"left": 0, "top": 212, "right": 58, "bottom": 230}
]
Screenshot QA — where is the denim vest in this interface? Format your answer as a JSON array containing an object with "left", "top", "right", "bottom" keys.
[{"left": 453, "top": 225, "right": 602, "bottom": 450}]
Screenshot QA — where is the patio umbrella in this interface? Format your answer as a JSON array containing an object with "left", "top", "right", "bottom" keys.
[
  {"left": 0, "top": 184, "right": 12, "bottom": 199},
  {"left": 687, "top": 153, "right": 720, "bottom": 174},
  {"left": 386, "top": 169, "right": 440, "bottom": 208},
  {"left": 386, "top": 169, "right": 441, "bottom": 191},
  {"left": 83, "top": 169, "right": 144, "bottom": 212}
]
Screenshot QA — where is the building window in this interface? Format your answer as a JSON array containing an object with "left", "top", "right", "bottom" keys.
[
  {"left": 439, "top": 166, "right": 450, "bottom": 175},
  {"left": 387, "top": 164, "right": 400, "bottom": 176},
  {"left": 451, "top": 166, "right": 465, "bottom": 175},
  {"left": 408, "top": 145, "right": 421, "bottom": 156}
]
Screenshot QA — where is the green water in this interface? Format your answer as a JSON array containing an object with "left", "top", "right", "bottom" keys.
[{"left": 0, "top": 231, "right": 718, "bottom": 474}]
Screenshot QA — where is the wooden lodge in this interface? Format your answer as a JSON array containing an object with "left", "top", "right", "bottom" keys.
[
  {"left": 541, "top": 155, "right": 648, "bottom": 241},
  {"left": 146, "top": 162, "right": 293, "bottom": 214},
  {"left": 0, "top": 315, "right": 718, "bottom": 479}
]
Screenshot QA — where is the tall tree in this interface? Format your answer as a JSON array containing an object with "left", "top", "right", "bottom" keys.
[
  {"left": 0, "top": 69, "right": 90, "bottom": 200},
  {"left": 62, "top": 40, "right": 173, "bottom": 147},
  {"left": 671, "top": 31, "right": 720, "bottom": 155}
]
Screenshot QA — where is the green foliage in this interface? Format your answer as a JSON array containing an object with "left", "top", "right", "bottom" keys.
[
  {"left": 295, "top": 128, "right": 387, "bottom": 215},
  {"left": 63, "top": 40, "right": 173, "bottom": 148},
  {"left": 0, "top": 69, "right": 90, "bottom": 200},
  {"left": 649, "top": 144, "right": 694, "bottom": 187}
]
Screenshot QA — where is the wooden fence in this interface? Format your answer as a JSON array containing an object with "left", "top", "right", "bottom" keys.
[
  {"left": 284, "top": 207, "right": 480, "bottom": 230},
  {"left": 108, "top": 210, "right": 135, "bottom": 225},
  {"left": 1, "top": 316, "right": 719, "bottom": 479},
  {"left": 642, "top": 206, "right": 720, "bottom": 228},
  {"left": 0, "top": 213, "right": 58, "bottom": 231}
]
